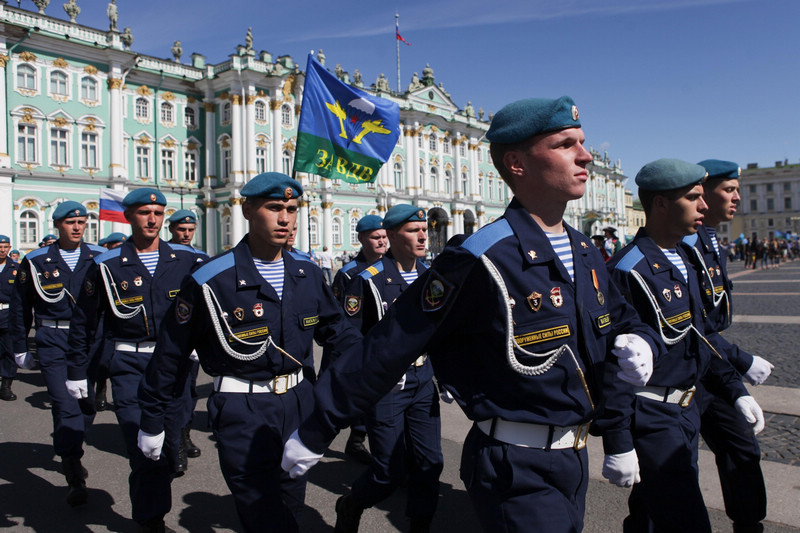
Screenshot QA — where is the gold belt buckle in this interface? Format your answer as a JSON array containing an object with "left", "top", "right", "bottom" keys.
[
  {"left": 273, "top": 375, "right": 288, "bottom": 394},
  {"left": 679, "top": 387, "right": 695, "bottom": 408},
  {"left": 573, "top": 422, "right": 590, "bottom": 451}
]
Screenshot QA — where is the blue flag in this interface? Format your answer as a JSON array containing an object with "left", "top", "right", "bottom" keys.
[{"left": 294, "top": 55, "right": 400, "bottom": 183}]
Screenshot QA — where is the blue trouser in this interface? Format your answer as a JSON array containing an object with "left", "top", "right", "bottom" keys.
[
  {"left": 625, "top": 396, "right": 711, "bottom": 533},
  {"left": 352, "top": 369, "right": 443, "bottom": 519},
  {"left": 182, "top": 358, "right": 200, "bottom": 426},
  {"left": 460, "top": 423, "right": 589, "bottom": 533},
  {"left": 36, "top": 326, "right": 94, "bottom": 458},
  {"left": 109, "top": 347, "right": 184, "bottom": 524},
  {"left": 698, "top": 388, "right": 766, "bottom": 528},
  {"left": 0, "top": 327, "right": 16, "bottom": 379},
  {"left": 207, "top": 378, "right": 314, "bottom": 533}
]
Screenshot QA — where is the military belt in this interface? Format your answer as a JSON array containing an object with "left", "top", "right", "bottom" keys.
[
  {"left": 213, "top": 370, "right": 303, "bottom": 395},
  {"left": 41, "top": 319, "right": 70, "bottom": 329},
  {"left": 115, "top": 341, "right": 156, "bottom": 353},
  {"left": 635, "top": 385, "right": 696, "bottom": 407},
  {"left": 477, "top": 418, "right": 590, "bottom": 451},
  {"left": 0, "top": 303, "right": 9, "bottom": 310}
]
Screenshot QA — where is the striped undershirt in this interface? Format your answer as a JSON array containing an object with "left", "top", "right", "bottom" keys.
[
  {"left": 59, "top": 248, "right": 81, "bottom": 271},
  {"left": 660, "top": 248, "right": 688, "bottom": 282},
  {"left": 706, "top": 227, "right": 720, "bottom": 257},
  {"left": 253, "top": 257, "right": 285, "bottom": 299},
  {"left": 138, "top": 250, "right": 159, "bottom": 276},
  {"left": 545, "top": 231, "right": 574, "bottom": 282},
  {"left": 399, "top": 268, "right": 419, "bottom": 285}
]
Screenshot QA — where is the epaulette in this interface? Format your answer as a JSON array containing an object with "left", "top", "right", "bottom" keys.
[
  {"left": 94, "top": 247, "right": 122, "bottom": 264},
  {"left": 192, "top": 252, "right": 235, "bottom": 285},
  {"left": 287, "top": 249, "right": 316, "bottom": 264},
  {"left": 461, "top": 219, "right": 513, "bottom": 257},
  {"left": 24, "top": 247, "right": 49, "bottom": 260},
  {"left": 87, "top": 244, "right": 106, "bottom": 254},
  {"left": 682, "top": 234, "right": 698, "bottom": 246},
  {"left": 613, "top": 245, "right": 644, "bottom": 273},
  {"left": 340, "top": 260, "right": 358, "bottom": 274},
  {"left": 359, "top": 260, "right": 384, "bottom": 280}
]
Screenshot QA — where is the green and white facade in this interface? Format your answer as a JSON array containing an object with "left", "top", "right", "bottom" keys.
[{"left": 0, "top": 1, "right": 631, "bottom": 256}]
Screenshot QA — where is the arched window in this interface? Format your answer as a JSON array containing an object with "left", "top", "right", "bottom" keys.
[
  {"left": 478, "top": 177, "right": 484, "bottom": 197},
  {"left": 281, "top": 104, "right": 292, "bottom": 127},
  {"left": 461, "top": 171, "right": 468, "bottom": 195},
  {"left": 184, "top": 107, "right": 196, "bottom": 128},
  {"left": 49, "top": 71, "right": 68, "bottom": 96},
  {"left": 309, "top": 216, "right": 319, "bottom": 246},
  {"left": 86, "top": 212, "right": 99, "bottom": 243},
  {"left": 459, "top": 142, "right": 466, "bottom": 157},
  {"left": 332, "top": 216, "right": 342, "bottom": 246},
  {"left": 50, "top": 127, "right": 69, "bottom": 166},
  {"left": 282, "top": 150, "right": 291, "bottom": 175},
  {"left": 488, "top": 176, "right": 494, "bottom": 200},
  {"left": 442, "top": 137, "right": 451, "bottom": 154},
  {"left": 444, "top": 169, "right": 453, "bottom": 195},
  {"left": 221, "top": 102, "right": 231, "bottom": 123},
  {"left": 16, "top": 64, "right": 36, "bottom": 90},
  {"left": 19, "top": 209, "right": 39, "bottom": 245},
  {"left": 221, "top": 146, "right": 232, "bottom": 181},
  {"left": 393, "top": 162, "right": 403, "bottom": 190},
  {"left": 184, "top": 150, "right": 197, "bottom": 182},
  {"left": 349, "top": 216, "right": 359, "bottom": 246},
  {"left": 161, "top": 102, "right": 174, "bottom": 124},
  {"left": 255, "top": 101, "right": 267, "bottom": 122},
  {"left": 221, "top": 215, "right": 232, "bottom": 247},
  {"left": 80, "top": 77, "right": 97, "bottom": 101},
  {"left": 135, "top": 97, "right": 150, "bottom": 120},
  {"left": 161, "top": 146, "right": 175, "bottom": 180},
  {"left": 256, "top": 145, "right": 268, "bottom": 174},
  {"left": 430, "top": 167, "right": 439, "bottom": 193},
  {"left": 428, "top": 135, "right": 437, "bottom": 152},
  {"left": 417, "top": 135, "right": 423, "bottom": 149},
  {"left": 17, "top": 123, "right": 38, "bottom": 163},
  {"left": 80, "top": 131, "right": 99, "bottom": 168}
]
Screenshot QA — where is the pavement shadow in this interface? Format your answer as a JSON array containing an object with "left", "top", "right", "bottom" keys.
[
  {"left": 84, "top": 421, "right": 129, "bottom": 459},
  {"left": 0, "top": 441, "right": 128, "bottom": 531},
  {"left": 178, "top": 491, "right": 240, "bottom": 532}
]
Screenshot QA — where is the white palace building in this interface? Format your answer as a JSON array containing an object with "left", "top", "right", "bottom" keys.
[{"left": 0, "top": 1, "right": 632, "bottom": 256}]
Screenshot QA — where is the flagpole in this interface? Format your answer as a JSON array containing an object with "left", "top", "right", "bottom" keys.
[{"left": 396, "top": 12, "right": 401, "bottom": 92}]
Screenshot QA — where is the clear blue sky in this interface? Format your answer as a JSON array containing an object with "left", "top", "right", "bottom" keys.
[{"left": 64, "top": 0, "right": 799, "bottom": 188}]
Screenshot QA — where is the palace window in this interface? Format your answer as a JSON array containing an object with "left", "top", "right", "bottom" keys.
[
  {"left": 49, "top": 71, "right": 68, "bottom": 96},
  {"left": 16, "top": 64, "right": 36, "bottom": 91},
  {"left": 459, "top": 143, "right": 466, "bottom": 157},
  {"left": 350, "top": 216, "right": 359, "bottom": 246},
  {"left": 221, "top": 147, "right": 232, "bottom": 181},
  {"left": 281, "top": 104, "right": 293, "bottom": 127},
  {"left": 86, "top": 212, "right": 99, "bottom": 243},
  {"left": 430, "top": 167, "right": 439, "bottom": 193},
  {"left": 767, "top": 198, "right": 774, "bottom": 211},
  {"left": 443, "top": 137, "right": 451, "bottom": 154},
  {"left": 221, "top": 215, "right": 232, "bottom": 247},
  {"left": 750, "top": 199, "right": 757, "bottom": 212},
  {"left": 17, "top": 124, "right": 37, "bottom": 163},
  {"left": 309, "top": 216, "right": 319, "bottom": 246},
  {"left": 444, "top": 170, "right": 452, "bottom": 195},
  {"left": 282, "top": 150, "right": 292, "bottom": 175},
  {"left": 50, "top": 128, "right": 68, "bottom": 166},
  {"left": 393, "top": 162, "right": 403, "bottom": 190},
  {"left": 184, "top": 107, "right": 196, "bottom": 128},
  {"left": 184, "top": 150, "right": 197, "bottom": 182},
  {"left": 161, "top": 148, "right": 175, "bottom": 180},
  {"left": 80, "top": 77, "right": 97, "bottom": 101},
  {"left": 135, "top": 97, "right": 150, "bottom": 120},
  {"left": 80, "top": 131, "right": 99, "bottom": 168},
  {"left": 256, "top": 146, "right": 268, "bottom": 174},
  {"left": 461, "top": 171, "right": 468, "bottom": 195},
  {"left": 255, "top": 101, "right": 267, "bottom": 122},
  {"left": 221, "top": 102, "right": 231, "bottom": 124},
  {"left": 332, "top": 217, "right": 342, "bottom": 246},
  {"left": 161, "top": 102, "right": 174, "bottom": 124},
  {"left": 429, "top": 136, "right": 437, "bottom": 152},
  {"left": 19, "top": 210, "right": 39, "bottom": 245},
  {"left": 785, "top": 197, "right": 792, "bottom": 210},
  {"left": 136, "top": 146, "right": 151, "bottom": 178}
]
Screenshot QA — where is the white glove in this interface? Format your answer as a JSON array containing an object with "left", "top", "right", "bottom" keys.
[
  {"left": 65, "top": 379, "right": 89, "bottom": 399},
  {"left": 281, "top": 429, "right": 324, "bottom": 479},
  {"left": 15, "top": 352, "right": 34, "bottom": 370},
  {"left": 612, "top": 334, "right": 653, "bottom": 386},
  {"left": 391, "top": 373, "right": 407, "bottom": 392},
  {"left": 440, "top": 388, "right": 455, "bottom": 404},
  {"left": 137, "top": 430, "right": 166, "bottom": 461},
  {"left": 602, "top": 449, "right": 641, "bottom": 488},
  {"left": 735, "top": 396, "right": 765, "bottom": 435},
  {"left": 189, "top": 351, "right": 199, "bottom": 362},
  {"left": 744, "top": 356, "right": 773, "bottom": 386}
]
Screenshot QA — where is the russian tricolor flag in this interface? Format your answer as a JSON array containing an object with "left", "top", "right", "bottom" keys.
[{"left": 99, "top": 189, "right": 127, "bottom": 223}]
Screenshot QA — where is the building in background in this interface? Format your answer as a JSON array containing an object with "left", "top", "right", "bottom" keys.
[{"left": 0, "top": 2, "right": 631, "bottom": 255}]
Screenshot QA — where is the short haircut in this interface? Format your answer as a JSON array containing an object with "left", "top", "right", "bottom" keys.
[
  {"left": 489, "top": 137, "right": 537, "bottom": 191},
  {"left": 638, "top": 185, "right": 693, "bottom": 216}
]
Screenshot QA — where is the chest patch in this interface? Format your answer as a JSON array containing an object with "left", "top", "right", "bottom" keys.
[{"left": 514, "top": 324, "right": 571, "bottom": 347}]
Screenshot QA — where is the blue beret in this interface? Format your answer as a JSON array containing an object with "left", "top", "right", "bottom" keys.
[
  {"left": 356, "top": 214, "right": 383, "bottom": 233},
  {"left": 0, "top": 235, "right": 9, "bottom": 244},
  {"left": 11, "top": 249, "right": 19, "bottom": 254},
  {"left": 697, "top": 159, "right": 741, "bottom": 181},
  {"left": 486, "top": 96, "right": 581, "bottom": 144},
  {"left": 99, "top": 232, "right": 127, "bottom": 246},
  {"left": 635, "top": 158, "right": 708, "bottom": 192},
  {"left": 52, "top": 201, "right": 87, "bottom": 221},
  {"left": 241, "top": 172, "right": 303, "bottom": 199},
  {"left": 383, "top": 204, "right": 426, "bottom": 229},
  {"left": 43, "top": 234, "right": 58, "bottom": 241},
  {"left": 122, "top": 188, "right": 167, "bottom": 207},
  {"left": 168, "top": 209, "right": 197, "bottom": 225}
]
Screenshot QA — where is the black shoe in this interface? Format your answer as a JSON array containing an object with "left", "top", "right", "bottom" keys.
[
  {"left": 62, "top": 456, "right": 88, "bottom": 507},
  {"left": 334, "top": 494, "right": 364, "bottom": 533},
  {"left": 175, "top": 438, "right": 188, "bottom": 477},
  {"left": 344, "top": 431, "right": 372, "bottom": 465},
  {"left": 182, "top": 425, "right": 201, "bottom": 458},
  {"left": 137, "top": 517, "right": 176, "bottom": 533},
  {"left": 0, "top": 378, "right": 17, "bottom": 401}
]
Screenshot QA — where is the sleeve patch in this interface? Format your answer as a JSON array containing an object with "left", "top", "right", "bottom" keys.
[
  {"left": 421, "top": 270, "right": 454, "bottom": 312},
  {"left": 84, "top": 279, "right": 94, "bottom": 295},
  {"left": 344, "top": 295, "right": 361, "bottom": 316},
  {"left": 175, "top": 297, "right": 193, "bottom": 324}
]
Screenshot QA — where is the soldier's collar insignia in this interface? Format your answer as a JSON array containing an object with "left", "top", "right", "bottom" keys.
[{"left": 528, "top": 250, "right": 537, "bottom": 261}]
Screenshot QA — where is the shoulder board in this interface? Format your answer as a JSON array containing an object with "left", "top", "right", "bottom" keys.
[
  {"left": 461, "top": 219, "right": 513, "bottom": 257},
  {"left": 87, "top": 244, "right": 106, "bottom": 254},
  {"left": 94, "top": 247, "right": 122, "bottom": 264},
  {"left": 24, "top": 247, "right": 49, "bottom": 260},
  {"left": 287, "top": 249, "right": 316, "bottom": 264},
  {"left": 359, "top": 261, "right": 384, "bottom": 280},
  {"left": 682, "top": 234, "right": 698, "bottom": 246},
  {"left": 613, "top": 245, "right": 644, "bottom": 273},
  {"left": 340, "top": 260, "right": 358, "bottom": 273},
  {"left": 167, "top": 242, "right": 204, "bottom": 255},
  {"left": 192, "top": 252, "right": 235, "bottom": 285}
]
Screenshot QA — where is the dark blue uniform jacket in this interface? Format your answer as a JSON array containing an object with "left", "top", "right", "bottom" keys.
[{"left": 0, "top": 259, "right": 20, "bottom": 329}]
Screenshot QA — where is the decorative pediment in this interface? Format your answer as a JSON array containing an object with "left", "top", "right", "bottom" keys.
[{"left": 407, "top": 84, "right": 458, "bottom": 113}]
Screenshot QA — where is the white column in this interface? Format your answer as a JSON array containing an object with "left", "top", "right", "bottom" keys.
[
  {"left": 107, "top": 74, "right": 125, "bottom": 179},
  {"left": 0, "top": 43, "right": 10, "bottom": 167},
  {"left": 410, "top": 124, "right": 420, "bottom": 196},
  {"left": 321, "top": 198, "right": 333, "bottom": 250},
  {"left": 454, "top": 136, "right": 463, "bottom": 196},
  {"left": 231, "top": 197, "right": 245, "bottom": 244},
  {"left": 0, "top": 176, "right": 12, "bottom": 233},
  {"left": 203, "top": 102, "right": 217, "bottom": 186},
  {"left": 204, "top": 200, "right": 218, "bottom": 255},
  {"left": 271, "top": 100, "right": 282, "bottom": 172},
  {"left": 231, "top": 95, "right": 244, "bottom": 184},
  {"left": 297, "top": 198, "right": 309, "bottom": 252},
  {"left": 245, "top": 94, "right": 256, "bottom": 182}
]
